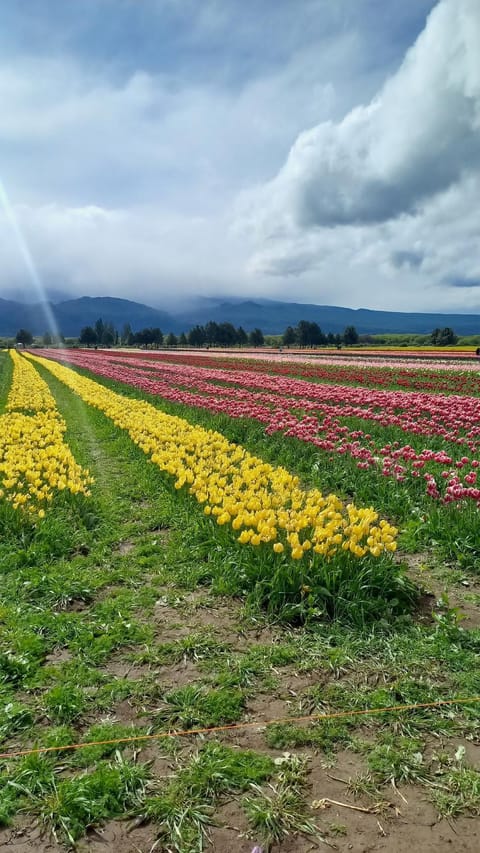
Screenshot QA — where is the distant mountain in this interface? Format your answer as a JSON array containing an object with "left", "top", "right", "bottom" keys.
[
  {"left": 1, "top": 294, "right": 480, "bottom": 337},
  {"left": 0, "top": 296, "right": 172, "bottom": 337},
  {"left": 0, "top": 287, "right": 73, "bottom": 304},
  {"left": 173, "top": 298, "right": 480, "bottom": 336}
]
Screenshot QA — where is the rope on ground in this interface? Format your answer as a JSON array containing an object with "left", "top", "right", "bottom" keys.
[{"left": 1, "top": 696, "right": 479, "bottom": 761}]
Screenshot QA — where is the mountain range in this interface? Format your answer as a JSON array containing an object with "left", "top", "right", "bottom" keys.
[{"left": 1, "top": 295, "right": 480, "bottom": 337}]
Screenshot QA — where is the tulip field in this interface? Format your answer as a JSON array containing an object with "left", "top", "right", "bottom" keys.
[{"left": 0, "top": 347, "right": 479, "bottom": 852}]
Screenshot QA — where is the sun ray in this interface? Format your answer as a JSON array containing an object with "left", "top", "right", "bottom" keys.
[{"left": 0, "top": 179, "right": 60, "bottom": 340}]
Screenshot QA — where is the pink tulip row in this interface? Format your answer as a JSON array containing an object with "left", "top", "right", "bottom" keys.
[
  {"left": 37, "top": 349, "right": 480, "bottom": 507},
  {"left": 98, "top": 348, "right": 480, "bottom": 392}
]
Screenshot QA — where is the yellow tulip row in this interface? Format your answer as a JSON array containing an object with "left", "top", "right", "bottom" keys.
[
  {"left": 6, "top": 349, "right": 57, "bottom": 413},
  {"left": 0, "top": 352, "right": 93, "bottom": 515},
  {"left": 27, "top": 353, "right": 397, "bottom": 558}
]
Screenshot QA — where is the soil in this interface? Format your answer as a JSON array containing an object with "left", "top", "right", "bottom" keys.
[
  {"left": 116, "top": 541, "right": 135, "bottom": 556},
  {"left": 403, "top": 553, "right": 480, "bottom": 631},
  {"left": 1, "top": 557, "right": 479, "bottom": 853}
]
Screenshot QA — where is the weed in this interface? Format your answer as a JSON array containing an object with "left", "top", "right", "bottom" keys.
[
  {"left": 347, "top": 772, "right": 380, "bottom": 798},
  {"left": 134, "top": 631, "right": 229, "bottom": 667},
  {"left": 72, "top": 721, "right": 149, "bottom": 767},
  {"left": 39, "top": 756, "right": 148, "bottom": 845},
  {"left": 241, "top": 753, "right": 324, "bottom": 849},
  {"left": 265, "top": 720, "right": 353, "bottom": 753},
  {"left": 0, "top": 700, "right": 34, "bottom": 739},
  {"left": 43, "top": 683, "right": 88, "bottom": 724},
  {"left": 210, "top": 642, "right": 299, "bottom": 690},
  {"left": 147, "top": 793, "right": 215, "bottom": 853},
  {"left": 329, "top": 821, "right": 348, "bottom": 836},
  {"left": 155, "top": 685, "right": 245, "bottom": 729},
  {"left": 432, "top": 765, "right": 480, "bottom": 817},
  {"left": 367, "top": 734, "right": 428, "bottom": 784},
  {"left": 147, "top": 742, "right": 274, "bottom": 852}
]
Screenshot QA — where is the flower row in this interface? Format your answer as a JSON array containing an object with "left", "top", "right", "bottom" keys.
[
  {"left": 101, "top": 348, "right": 480, "bottom": 393},
  {"left": 29, "top": 353, "right": 397, "bottom": 560},
  {"left": 7, "top": 349, "right": 57, "bottom": 412},
  {"left": 38, "top": 349, "right": 480, "bottom": 507},
  {"left": 0, "top": 352, "right": 93, "bottom": 514}
]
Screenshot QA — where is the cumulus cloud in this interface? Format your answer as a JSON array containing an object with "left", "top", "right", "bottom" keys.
[
  {"left": 2, "top": 0, "right": 479, "bottom": 315},
  {"left": 0, "top": 200, "right": 256, "bottom": 308},
  {"left": 242, "top": 0, "right": 480, "bottom": 237},
  {"left": 0, "top": 10, "right": 389, "bottom": 304}
]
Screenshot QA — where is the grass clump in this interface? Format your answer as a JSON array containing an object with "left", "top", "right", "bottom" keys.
[
  {"left": 265, "top": 719, "right": 353, "bottom": 754},
  {"left": 0, "top": 700, "right": 34, "bottom": 739},
  {"left": 40, "top": 756, "right": 148, "bottom": 845},
  {"left": 0, "top": 781, "right": 18, "bottom": 827},
  {"left": 72, "top": 721, "right": 149, "bottom": 767},
  {"left": 367, "top": 734, "right": 428, "bottom": 784},
  {"left": 147, "top": 741, "right": 274, "bottom": 853},
  {"left": 243, "top": 754, "right": 322, "bottom": 851},
  {"left": 134, "top": 630, "right": 229, "bottom": 667},
  {"left": 43, "top": 683, "right": 88, "bottom": 724},
  {"left": 210, "top": 642, "right": 299, "bottom": 690},
  {"left": 432, "top": 765, "right": 480, "bottom": 817},
  {"left": 155, "top": 685, "right": 245, "bottom": 729}
]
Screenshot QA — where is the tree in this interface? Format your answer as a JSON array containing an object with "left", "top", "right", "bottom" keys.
[
  {"left": 217, "top": 322, "right": 237, "bottom": 346},
  {"left": 166, "top": 332, "right": 178, "bottom": 347},
  {"left": 132, "top": 327, "right": 163, "bottom": 348},
  {"left": 151, "top": 328, "right": 163, "bottom": 348},
  {"left": 282, "top": 326, "right": 296, "bottom": 347},
  {"left": 102, "top": 326, "right": 115, "bottom": 347},
  {"left": 296, "top": 320, "right": 311, "bottom": 347},
  {"left": 15, "top": 328, "right": 33, "bottom": 346},
  {"left": 42, "top": 331, "right": 52, "bottom": 347},
  {"left": 249, "top": 327, "right": 264, "bottom": 347},
  {"left": 343, "top": 325, "right": 359, "bottom": 345},
  {"left": 79, "top": 326, "right": 97, "bottom": 347},
  {"left": 188, "top": 325, "right": 206, "bottom": 347},
  {"left": 121, "top": 323, "right": 133, "bottom": 346},
  {"left": 293, "top": 320, "right": 324, "bottom": 347},
  {"left": 309, "top": 322, "right": 325, "bottom": 347},
  {"left": 205, "top": 321, "right": 219, "bottom": 346},
  {"left": 431, "top": 327, "right": 458, "bottom": 346},
  {"left": 237, "top": 326, "right": 248, "bottom": 347},
  {"left": 94, "top": 318, "right": 105, "bottom": 344},
  {"left": 179, "top": 332, "right": 188, "bottom": 347},
  {"left": 101, "top": 321, "right": 116, "bottom": 347}
]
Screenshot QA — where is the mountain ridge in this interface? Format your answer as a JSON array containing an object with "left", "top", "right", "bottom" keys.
[{"left": 1, "top": 295, "right": 480, "bottom": 337}]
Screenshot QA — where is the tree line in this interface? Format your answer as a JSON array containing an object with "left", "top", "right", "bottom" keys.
[
  {"left": 11, "top": 321, "right": 461, "bottom": 349},
  {"left": 79, "top": 319, "right": 354, "bottom": 349},
  {"left": 282, "top": 321, "right": 358, "bottom": 348},
  {"left": 79, "top": 319, "right": 265, "bottom": 348}
]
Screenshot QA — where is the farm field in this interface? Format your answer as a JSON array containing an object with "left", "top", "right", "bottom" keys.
[{"left": 1, "top": 347, "right": 479, "bottom": 853}]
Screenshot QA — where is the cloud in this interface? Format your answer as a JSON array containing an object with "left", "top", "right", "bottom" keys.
[
  {"left": 0, "top": 200, "right": 255, "bottom": 309},
  {"left": 242, "top": 0, "right": 480, "bottom": 238},
  {"left": 390, "top": 250, "right": 424, "bottom": 270},
  {"left": 2, "top": 0, "right": 479, "bottom": 316},
  {"left": 446, "top": 277, "right": 480, "bottom": 289},
  {"left": 1, "top": 1, "right": 414, "bottom": 306}
]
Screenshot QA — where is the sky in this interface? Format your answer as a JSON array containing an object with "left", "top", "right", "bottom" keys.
[{"left": 0, "top": 0, "right": 479, "bottom": 313}]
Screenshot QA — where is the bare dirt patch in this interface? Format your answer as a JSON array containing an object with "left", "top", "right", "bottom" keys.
[
  {"left": 403, "top": 553, "right": 480, "bottom": 630},
  {"left": 305, "top": 751, "right": 480, "bottom": 853},
  {"left": 101, "top": 661, "right": 153, "bottom": 681},
  {"left": 109, "top": 697, "right": 145, "bottom": 726},
  {"left": 0, "top": 822, "right": 57, "bottom": 853},
  {"left": 76, "top": 819, "right": 157, "bottom": 853},
  {"left": 115, "top": 540, "right": 135, "bottom": 556},
  {"left": 44, "top": 648, "right": 73, "bottom": 666}
]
